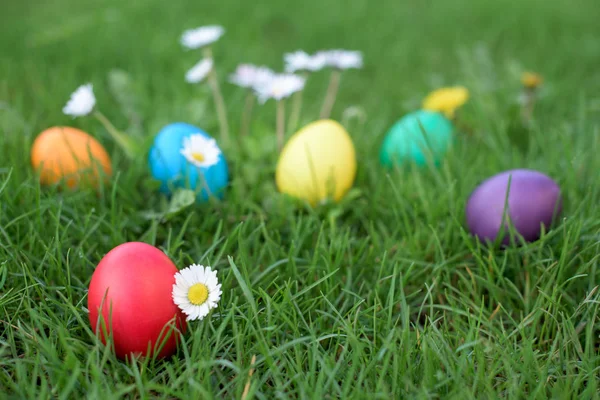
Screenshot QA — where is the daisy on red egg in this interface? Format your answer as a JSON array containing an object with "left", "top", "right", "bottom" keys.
[{"left": 172, "top": 264, "right": 222, "bottom": 321}]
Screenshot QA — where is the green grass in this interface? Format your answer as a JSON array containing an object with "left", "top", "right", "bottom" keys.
[{"left": 2, "top": 0, "right": 600, "bottom": 398}]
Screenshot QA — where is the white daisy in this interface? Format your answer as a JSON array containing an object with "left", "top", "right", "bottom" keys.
[
  {"left": 185, "top": 58, "right": 214, "bottom": 83},
  {"left": 172, "top": 264, "right": 222, "bottom": 321},
  {"left": 254, "top": 73, "right": 306, "bottom": 104},
  {"left": 320, "top": 49, "right": 363, "bottom": 70},
  {"left": 284, "top": 50, "right": 327, "bottom": 73},
  {"left": 229, "top": 64, "right": 275, "bottom": 89},
  {"left": 62, "top": 83, "right": 96, "bottom": 117},
  {"left": 180, "top": 134, "right": 222, "bottom": 168},
  {"left": 181, "top": 25, "right": 225, "bottom": 50}
]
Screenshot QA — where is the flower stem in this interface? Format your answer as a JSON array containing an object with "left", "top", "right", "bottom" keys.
[
  {"left": 241, "top": 91, "right": 255, "bottom": 137},
  {"left": 276, "top": 100, "right": 285, "bottom": 152},
  {"left": 521, "top": 88, "right": 536, "bottom": 124},
  {"left": 288, "top": 72, "right": 307, "bottom": 133},
  {"left": 203, "top": 47, "right": 230, "bottom": 145},
  {"left": 93, "top": 110, "right": 138, "bottom": 159},
  {"left": 319, "top": 69, "right": 342, "bottom": 119},
  {"left": 288, "top": 90, "right": 304, "bottom": 133}
]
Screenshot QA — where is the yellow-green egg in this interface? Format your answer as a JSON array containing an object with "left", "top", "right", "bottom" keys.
[{"left": 275, "top": 119, "right": 357, "bottom": 205}]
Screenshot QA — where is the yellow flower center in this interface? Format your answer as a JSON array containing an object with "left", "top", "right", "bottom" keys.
[
  {"left": 191, "top": 152, "right": 205, "bottom": 163},
  {"left": 521, "top": 72, "right": 542, "bottom": 89},
  {"left": 188, "top": 283, "right": 209, "bottom": 305}
]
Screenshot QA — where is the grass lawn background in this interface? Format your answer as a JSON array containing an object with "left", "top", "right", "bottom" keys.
[{"left": 1, "top": 0, "right": 600, "bottom": 398}]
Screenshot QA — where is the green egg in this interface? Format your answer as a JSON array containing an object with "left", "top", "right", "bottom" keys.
[{"left": 379, "top": 110, "right": 455, "bottom": 168}]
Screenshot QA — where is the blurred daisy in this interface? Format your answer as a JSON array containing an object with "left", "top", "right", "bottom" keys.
[
  {"left": 63, "top": 83, "right": 96, "bottom": 117},
  {"left": 284, "top": 51, "right": 325, "bottom": 132},
  {"left": 185, "top": 58, "right": 213, "bottom": 83},
  {"left": 318, "top": 50, "right": 363, "bottom": 118},
  {"left": 63, "top": 84, "right": 140, "bottom": 159},
  {"left": 284, "top": 50, "right": 327, "bottom": 73},
  {"left": 422, "top": 86, "right": 469, "bottom": 118},
  {"left": 321, "top": 50, "right": 363, "bottom": 70},
  {"left": 255, "top": 74, "right": 305, "bottom": 150},
  {"left": 521, "top": 71, "right": 543, "bottom": 90},
  {"left": 181, "top": 25, "right": 225, "bottom": 50},
  {"left": 229, "top": 64, "right": 275, "bottom": 89},
  {"left": 229, "top": 64, "right": 275, "bottom": 136},
  {"left": 180, "top": 134, "right": 222, "bottom": 168},
  {"left": 254, "top": 73, "right": 306, "bottom": 103},
  {"left": 181, "top": 26, "right": 229, "bottom": 142},
  {"left": 172, "top": 264, "right": 222, "bottom": 321}
]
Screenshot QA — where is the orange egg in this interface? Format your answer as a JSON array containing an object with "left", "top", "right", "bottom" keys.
[{"left": 31, "top": 126, "right": 112, "bottom": 188}]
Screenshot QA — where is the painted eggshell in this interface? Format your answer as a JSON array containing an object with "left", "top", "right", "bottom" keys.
[
  {"left": 148, "top": 123, "right": 228, "bottom": 202},
  {"left": 87, "top": 242, "right": 186, "bottom": 360},
  {"left": 276, "top": 119, "right": 357, "bottom": 205},
  {"left": 466, "top": 169, "right": 562, "bottom": 245},
  {"left": 379, "top": 110, "right": 454, "bottom": 167},
  {"left": 31, "top": 126, "right": 112, "bottom": 188}
]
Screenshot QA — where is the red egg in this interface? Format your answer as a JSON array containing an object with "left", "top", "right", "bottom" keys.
[{"left": 88, "top": 242, "right": 186, "bottom": 360}]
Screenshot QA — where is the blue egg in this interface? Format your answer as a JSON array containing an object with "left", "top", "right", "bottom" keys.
[
  {"left": 148, "top": 122, "right": 228, "bottom": 202},
  {"left": 379, "top": 110, "right": 455, "bottom": 168}
]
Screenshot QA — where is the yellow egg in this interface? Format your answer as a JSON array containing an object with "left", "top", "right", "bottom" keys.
[{"left": 275, "top": 119, "right": 357, "bottom": 205}]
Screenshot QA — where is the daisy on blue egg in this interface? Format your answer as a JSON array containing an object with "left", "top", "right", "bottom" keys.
[
  {"left": 179, "top": 135, "right": 221, "bottom": 168},
  {"left": 148, "top": 122, "right": 229, "bottom": 202}
]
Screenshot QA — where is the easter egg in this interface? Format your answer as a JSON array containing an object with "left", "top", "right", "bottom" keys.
[
  {"left": 275, "top": 119, "right": 356, "bottom": 205},
  {"left": 379, "top": 110, "right": 454, "bottom": 167},
  {"left": 31, "top": 126, "right": 112, "bottom": 188},
  {"left": 87, "top": 242, "right": 186, "bottom": 360},
  {"left": 148, "top": 123, "right": 228, "bottom": 202},
  {"left": 466, "top": 169, "right": 562, "bottom": 245}
]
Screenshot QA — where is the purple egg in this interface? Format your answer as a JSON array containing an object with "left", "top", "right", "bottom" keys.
[{"left": 466, "top": 169, "right": 562, "bottom": 245}]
